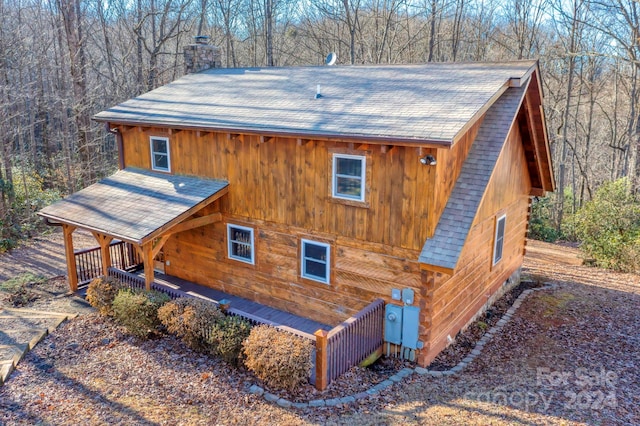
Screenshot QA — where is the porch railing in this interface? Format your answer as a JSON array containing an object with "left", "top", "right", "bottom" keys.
[
  {"left": 75, "top": 242, "right": 141, "bottom": 285},
  {"left": 104, "top": 267, "right": 384, "bottom": 390},
  {"left": 314, "top": 298, "right": 385, "bottom": 390}
]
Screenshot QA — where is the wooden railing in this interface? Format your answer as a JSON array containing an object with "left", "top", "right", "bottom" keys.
[
  {"left": 105, "top": 268, "right": 384, "bottom": 390},
  {"left": 314, "top": 298, "right": 385, "bottom": 390},
  {"left": 75, "top": 242, "right": 141, "bottom": 284}
]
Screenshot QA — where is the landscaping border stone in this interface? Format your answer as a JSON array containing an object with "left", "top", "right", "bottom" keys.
[{"left": 251, "top": 282, "right": 556, "bottom": 408}]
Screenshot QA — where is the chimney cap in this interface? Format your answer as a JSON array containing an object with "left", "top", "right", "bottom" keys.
[{"left": 194, "top": 35, "right": 210, "bottom": 45}]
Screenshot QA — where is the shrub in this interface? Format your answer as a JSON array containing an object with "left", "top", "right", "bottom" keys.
[
  {"left": 528, "top": 195, "right": 560, "bottom": 242},
  {"left": 572, "top": 178, "right": 640, "bottom": 272},
  {"left": 86, "top": 276, "right": 126, "bottom": 316},
  {"left": 157, "top": 297, "right": 225, "bottom": 351},
  {"left": 112, "top": 289, "right": 171, "bottom": 338},
  {"left": 207, "top": 316, "right": 252, "bottom": 366},
  {"left": 242, "top": 325, "right": 312, "bottom": 391}
]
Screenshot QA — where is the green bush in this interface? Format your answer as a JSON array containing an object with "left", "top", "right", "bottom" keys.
[
  {"left": 157, "top": 297, "right": 225, "bottom": 351},
  {"left": 86, "top": 276, "right": 126, "bottom": 316},
  {"left": 112, "top": 289, "right": 171, "bottom": 338},
  {"left": 242, "top": 325, "right": 312, "bottom": 391},
  {"left": 207, "top": 316, "right": 252, "bottom": 366},
  {"left": 572, "top": 178, "right": 640, "bottom": 272},
  {"left": 528, "top": 195, "right": 560, "bottom": 242}
]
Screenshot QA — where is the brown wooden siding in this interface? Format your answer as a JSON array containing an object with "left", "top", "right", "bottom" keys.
[
  {"left": 120, "top": 127, "right": 439, "bottom": 251},
  {"left": 429, "top": 117, "right": 484, "bottom": 236},
  {"left": 417, "top": 122, "right": 532, "bottom": 366},
  {"left": 163, "top": 219, "right": 423, "bottom": 326}
]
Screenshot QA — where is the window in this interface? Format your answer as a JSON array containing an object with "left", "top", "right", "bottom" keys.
[
  {"left": 301, "top": 239, "right": 330, "bottom": 284},
  {"left": 332, "top": 154, "right": 365, "bottom": 202},
  {"left": 227, "top": 224, "right": 254, "bottom": 264},
  {"left": 493, "top": 215, "right": 506, "bottom": 265},
  {"left": 150, "top": 136, "right": 170, "bottom": 172}
]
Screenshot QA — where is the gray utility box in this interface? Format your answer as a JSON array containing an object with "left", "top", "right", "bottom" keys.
[{"left": 384, "top": 304, "right": 403, "bottom": 345}]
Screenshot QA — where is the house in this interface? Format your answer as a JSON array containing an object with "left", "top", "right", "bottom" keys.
[{"left": 39, "top": 42, "right": 554, "bottom": 368}]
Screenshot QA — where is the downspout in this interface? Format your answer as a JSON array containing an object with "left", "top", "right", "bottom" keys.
[{"left": 106, "top": 123, "right": 125, "bottom": 170}]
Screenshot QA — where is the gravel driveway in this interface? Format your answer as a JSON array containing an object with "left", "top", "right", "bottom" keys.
[{"left": 0, "top": 239, "right": 638, "bottom": 425}]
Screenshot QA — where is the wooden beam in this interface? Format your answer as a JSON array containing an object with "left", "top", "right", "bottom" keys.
[
  {"left": 380, "top": 145, "right": 393, "bottom": 154},
  {"left": 260, "top": 135, "right": 274, "bottom": 144},
  {"left": 196, "top": 130, "right": 210, "bottom": 138},
  {"left": 314, "top": 329, "right": 329, "bottom": 390},
  {"left": 168, "top": 128, "right": 182, "bottom": 135},
  {"left": 164, "top": 213, "right": 223, "bottom": 237},
  {"left": 62, "top": 225, "right": 78, "bottom": 292},
  {"left": 297, "top": 138, "right": 311, "bottom": 146},
  {"left": 151, "top": 234, "right": 172, "bottom": 259},
  {"left": 91, "top": 232, "right": 114, "bottom": 276},
  {"left": 142, "top": 242, "right": 154, "bottom": 291},
  {"left": 227, "top": 133, "right": 241, "bottom": 141}
]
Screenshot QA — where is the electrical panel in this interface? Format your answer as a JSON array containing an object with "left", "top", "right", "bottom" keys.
[
  {"left": 384, "top": 304, "right": 403, "bottom": 345},
  {"left": 401, "top": 305, "right": 420, "bottom": 350}
]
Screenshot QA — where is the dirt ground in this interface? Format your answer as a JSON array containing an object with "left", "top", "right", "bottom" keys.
[{"left": 0, "top": 237, "right": 638, "bottom": 425}]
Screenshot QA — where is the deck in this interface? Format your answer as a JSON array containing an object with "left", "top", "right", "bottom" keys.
[{"left": 134, "top": 271, "right": 332, "bottom": 337}]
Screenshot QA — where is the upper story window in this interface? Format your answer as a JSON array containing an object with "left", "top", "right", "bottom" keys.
[
  {"left": 332, "top": 154, "right": 365, "bottom": 202},
  {"left": 301, "top": 239, "right": 330, "bottom": 284},
  {"left": 150, "top": 136, "right": 171, "bottom": 172},
  {"left": 227, "top": 224, "right": 254, "bottom": 264},
  {"left": 493, "top": 214, "right": 506, "bottom": 265}
]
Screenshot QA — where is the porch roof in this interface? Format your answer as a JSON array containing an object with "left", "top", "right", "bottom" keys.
[{"left": 38, "top": 168, "right": 228, "bottom": 245}]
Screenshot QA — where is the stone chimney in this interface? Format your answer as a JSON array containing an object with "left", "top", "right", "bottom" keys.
[{"left": 184, "top": 36, "right": 221, "bottom": 74}]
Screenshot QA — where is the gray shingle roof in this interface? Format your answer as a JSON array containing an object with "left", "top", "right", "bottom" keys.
[
  {"left": 94, "top": 61, "right": 536, "bottom": 144},
  {"left": 39, "top": 168, "right": 228, "bottom": 244},
  {"left": 418, "top": 85, "right": 527, "bottom": 270}
]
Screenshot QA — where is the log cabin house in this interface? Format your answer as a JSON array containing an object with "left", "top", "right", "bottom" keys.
[{"left": 39, "top": 43, "right": 554, "bottom": 370}]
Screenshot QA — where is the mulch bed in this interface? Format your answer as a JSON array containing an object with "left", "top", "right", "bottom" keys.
[{"left": 427, "top": 279, "right": 544, "bottom": 371}]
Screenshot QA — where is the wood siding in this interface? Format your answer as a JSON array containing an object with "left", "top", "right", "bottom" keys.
[
  {"left": 121, "top": 127, "right": 440, "bottom": 251},
  {"left": 417, "top": 120, "right": 532, "bottom": 366}
]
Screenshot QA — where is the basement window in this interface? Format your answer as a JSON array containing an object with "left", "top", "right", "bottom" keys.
[
  {"left": 332, "top": 154, "right": 365, "bottom": 202},
  {"left": 227, "top": 224, "right": 254, "bottom": 264},
  {"left": 150, "top": 136, "right": 171, "bottom": 172},
  {"left": 493, "top": 214, "right": 506, "bottom": 265},
  {"left": 301, "top": 239, "right": 330, "bottom": 284}
]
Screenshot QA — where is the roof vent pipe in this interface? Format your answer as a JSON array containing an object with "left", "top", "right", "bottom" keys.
[{"left": 315, "top": 84, "right": 322, "bottom": 99}]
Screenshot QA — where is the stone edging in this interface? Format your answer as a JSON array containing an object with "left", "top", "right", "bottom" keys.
[
  {"left": 0, "top": 311, "right": 78, "bottom": 385},
  {"left": 249, "top": 282, "right": 557, "bottom": 409}
]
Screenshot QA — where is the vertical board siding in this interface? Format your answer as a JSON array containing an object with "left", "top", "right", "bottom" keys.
[
  {"left": 120, "top": 128, "right": 436, "bottom": 251},
  {"left": 418, "top": 122, "right": 533, "bottom": 366}
]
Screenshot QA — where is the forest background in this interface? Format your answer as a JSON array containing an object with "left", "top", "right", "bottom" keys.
[{"left": 1, "top": 0, "right": 639, "bottom": 269}]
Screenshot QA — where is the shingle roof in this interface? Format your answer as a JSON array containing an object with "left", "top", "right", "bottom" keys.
[
  {"left": 39, "top": 168, "right": 228, "bottom": 244},
  {"left": 94, "top": 61, "right": 536, "bottom": 144},
  {"left": 418, "top": 84, "right": 527, "bottom": 270}
]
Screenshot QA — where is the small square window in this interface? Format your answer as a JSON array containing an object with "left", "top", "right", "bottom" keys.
[
  {"left": 332, "top": 154, "right": 365, "bottom": 202},
  {"left": 493, "top": 215, "right": 506, "bottom": 265},
  {"left": 301, "top": 239, "right": 330, "bottom": 284},
  {"left": 227, "top": 224, "right": 254, "bottom": 264},
  {"left": 150, "top": 137, "right": 170, "bottom": 172}
]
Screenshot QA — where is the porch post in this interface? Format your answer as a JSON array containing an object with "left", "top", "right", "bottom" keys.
[
  {"left": 62, "top": 224, "right": 78, "bottom": 292},
  {"left": 92, "top": 232, "right": 114, "bottom": 276},
  {"left": 142, "top": 242, "right": 154, "bottom": 291}
]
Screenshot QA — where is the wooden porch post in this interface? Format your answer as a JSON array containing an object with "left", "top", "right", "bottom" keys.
[
  {"left": 92, "top": 232, "right": 114, "bottom": 276},
  {"left": 314, "top": 329, "right": 329, "bottom": 391},
  {"left": 62, "top": 224, "right": 78, "bottom": 292},
  {"left": 142, "top": 242, "right": 154, "bottom": 291}
]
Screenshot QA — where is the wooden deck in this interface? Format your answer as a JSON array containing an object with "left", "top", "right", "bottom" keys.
[{"left": 136, "top": 271, "right": 332, "bottom": 337}]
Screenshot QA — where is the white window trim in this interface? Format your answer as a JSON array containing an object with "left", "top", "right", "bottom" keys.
[
  {"left": 150, "top": 136, "right": 171, "bottom": 172},
  {"left": 332, "top": 153, "right": 366, "bottom": 202},
  {"left": 493, "top": 214, "right": 506, "bottom": 266},
  {"left": 301, "top": 238, "right": 331, "bottom": 284},
  {"left": 227, "top": 224, "right": 255, "bottom": 265}
]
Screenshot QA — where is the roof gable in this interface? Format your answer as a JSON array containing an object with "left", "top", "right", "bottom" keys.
[
  {"left": 95, "top": 61, "right": 538, "bottom": 145},
  {"left": 419, "top": 84, "right": 528, "bottom": 270}
]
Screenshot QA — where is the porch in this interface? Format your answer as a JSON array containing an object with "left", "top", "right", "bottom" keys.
[{"left": 75, "top": 241, "right": 384, "bottom": 389}]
